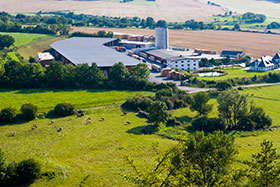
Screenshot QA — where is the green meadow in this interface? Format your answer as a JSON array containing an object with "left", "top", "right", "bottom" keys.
[
  {"left": 0, "top": 86, "right": 280, "bottom": 186},
  {"left": 0, "top": 89, "right": 153, "bottom": 112},
  {"left": 197, "top": 67, "right": 275, "bottom": 81},
  {"left": 0, "top": 32, "right": 55, "bottom": 47}
]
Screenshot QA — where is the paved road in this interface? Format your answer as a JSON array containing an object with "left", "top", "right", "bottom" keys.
[
  {"left": 148, "top": 71, "right": 214, "bottom": 93},
  {"left": 149, "top": 70, "right": 280, "bottom": 93}
]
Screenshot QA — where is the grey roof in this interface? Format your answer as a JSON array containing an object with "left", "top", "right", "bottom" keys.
[
  {"left": 221, "top": 50, "right": 244, "bottom": 56},
  {"left": 249, "top": 56, "right": 274, "bottom": 67},
  {"left": 272, "top": 53, "right": 280, "bottom": 61},
  {"left": 145, "top": 49, "right": 180, "bottom": 59},
  {"left": 51, "top": 37, "right": 140, "bottom": 67}
]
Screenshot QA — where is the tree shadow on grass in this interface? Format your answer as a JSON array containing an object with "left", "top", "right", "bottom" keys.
[{"left": 127, "top": 125, "right": 159, "bottom": 135}]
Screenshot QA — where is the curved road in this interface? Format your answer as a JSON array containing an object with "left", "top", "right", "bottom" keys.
[{"left": 149, "top": 71, "right": 280, "bottom": 93}]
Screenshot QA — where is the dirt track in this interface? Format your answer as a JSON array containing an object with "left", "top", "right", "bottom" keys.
[{"left": 72, "top": 27, "right": 280, "bottom": 58}]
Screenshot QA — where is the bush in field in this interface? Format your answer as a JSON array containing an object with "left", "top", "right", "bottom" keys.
[
  {"left": 148, "top": 101, "right": 169, "bottom": 125},
  {"left": 54, "top": 103, "right": 75, "bottom": 117},
  {"left": 122, "top": 97, "right": 153, "bottom": 111},
  {"left": 5, "top": 159, "right": 41, "bottom": 185},
  {"left": 20, "top": 103, "right": 38, "bottom": 120},
  {"left": 191, "top": 116, "right": 226, "bottom": 132},
  {"left": 215, "top": 80, "right": 232, "bottom": 91},
  {"left": 0, "top": 107, "right": 16, "bottom": 123}
]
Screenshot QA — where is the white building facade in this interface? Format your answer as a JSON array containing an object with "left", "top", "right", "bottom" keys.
[{"left": 166, "top": 57, "right": 200, "bottom": 71}]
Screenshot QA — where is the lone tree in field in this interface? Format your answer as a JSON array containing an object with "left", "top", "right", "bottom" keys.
[
  {"left": 190, "top": 92, "right": 212, "bottom": 116},
  {"left": 245, "top": 140, "right": 280, "bottom": 187},
  {"left": 148, "top": 101, "right": 169, "bottom": 126},
  {"left": 217, "top": 90, "right": 248, "bottom": 129},
  {"left": 170, "top": 131, "right": 237, "bottom": 186},
  {"left": 0, "top": 35, "right": 15, "bottom": 50},
  {"left": 125, "top": 131, "right": 238, "bottom": 186},
  {"left": 215, "top": 80, "right": 232, "bottom": 91}
]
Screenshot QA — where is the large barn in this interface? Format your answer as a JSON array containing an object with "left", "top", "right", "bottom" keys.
[{"left": 50, "top": 37, "right": 140, "bottom": 75}]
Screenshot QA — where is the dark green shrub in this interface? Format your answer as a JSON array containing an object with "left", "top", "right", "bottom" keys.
[
  {"left": 6, "top": 159, "right": 41, "bottom": 184},
  {"left": 215, "top": 81, "right": 232, "bottom": 91},
  {"left": 20, "top": 103, "right": 38, "bottom": 120},
  {"left": 0, "top": 108, "right": 16, "bottom": 123},
  {"left": 167, "top": 116, "right": 182, "bottom": 127},
  {"left": 191, "top": 117, "right": 226, "bottom": 132},
  {"left": 0, "top": 148, "right": 6, "bottom": 184},
  {"left": 54, "top": 103, "right": 75, "bottom": 117}
]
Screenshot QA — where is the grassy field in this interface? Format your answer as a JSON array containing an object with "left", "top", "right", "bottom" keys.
[
  {"left": 197, "top": 67, "right": 276, "bottom": 81},
  {"left": 72, "top": 27, "right": 280, "bottom": 57},
  {"left": 0, "top": 0, "right": 224, "bottom": 22},
  {"left": 1, "top": 86, "right": 280, "bottom": 186},
  {"left": 0, "top": 89, "right": 153, "bottom": 112},
  {"left": 200, "top": 0, "right": 280, "bottom": 19},
  {"left": 17, "top": 36, "right": 65, "bottom": 59},
  {"left": 0, "top": 107, "right": 177, "bottom": 186},
  {"left": 0, "top": 32, "right": 55, "bottom": 47}
]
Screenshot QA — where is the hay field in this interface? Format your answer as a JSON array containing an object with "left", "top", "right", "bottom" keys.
[
  {"left": 0, "top": 0, "right": 224, "bottom": 22},
  {"left": 72, "top": 27, "right": 280, "bottom": 57},
  {"left": 200, "top": 0, "right": 280, "bottom": 19}
]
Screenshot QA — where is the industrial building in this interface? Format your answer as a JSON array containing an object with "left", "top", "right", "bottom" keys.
[
  {"left": 138, "top": 48, "right": 222, "bottom": 71},
  {"left": 50, "top": 37, "right": 140, "bottom": 75}
]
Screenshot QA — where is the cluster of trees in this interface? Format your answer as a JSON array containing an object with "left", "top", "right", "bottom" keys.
[
  {"left": 190, "top": 90, "right": 272, "bottom": 132},
  {"left": 267, "top": 21, "right": 280, "bottom": 29},
  {"left": 183, "top": 19, "right": 216, "bottom": 30},
  {"left": 241, "top": 12, "right": 267, "bottom": 23},
  {"left": 0, "top": 149, "right": 41, "bottom": 185},
  {"left": 0, "top": 34, "right": 15, "bottom": 50},
  {"left": 122, "top": 85, "right": 191, "bottom": 125},
  {"left": 0, "top": 12, "right": 70, "bottom": 35},
  {"left": 126, "top": 131, "right": 280, "bottom": 187},
  {"left": 70, "top": 31, "right": 114, "bottom": 38},
  {"left": 0, "top": 102, "right": 76, "bottom": 125},
  {"left": 199, "top": 56, "right": 251, "bottom": 67},
  {"left": 0, "top": 60, "right": 156, "bottom": 90}
]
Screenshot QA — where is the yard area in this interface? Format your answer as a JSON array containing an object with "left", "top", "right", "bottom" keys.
[
  {"left": 0, "top": 89, "right": 153, "bottom": 112},
  {"left": 197, "top": 67, "right": 276, "bottom": 81}
]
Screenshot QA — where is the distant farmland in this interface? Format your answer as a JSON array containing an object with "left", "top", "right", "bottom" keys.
[
  {"left": 0, "top": 0, "right": 224, "bottom": 22},
  {"left": 72, "top": 27, "right": 280, "bottom": 58}
]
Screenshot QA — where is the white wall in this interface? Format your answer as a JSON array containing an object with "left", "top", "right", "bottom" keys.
[{"left": 167, "top": 59, "right": 199, "bottom": 70}]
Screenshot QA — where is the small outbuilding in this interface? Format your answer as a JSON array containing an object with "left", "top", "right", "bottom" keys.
[{"left": 220, "top": 50, "right": 245, "bottom": 59}]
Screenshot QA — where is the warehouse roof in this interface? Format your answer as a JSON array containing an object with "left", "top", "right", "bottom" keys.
[
  {"left": 51, "top": 37, "right": 140, "bottom": 67},
  {"left": 145, "top": 49, "right": 180, "bottom": 59}
]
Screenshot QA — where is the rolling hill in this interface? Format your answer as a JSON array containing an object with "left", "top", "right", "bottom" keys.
[{"left": 0, "top": 0, "right": 224, "bottom": 22}]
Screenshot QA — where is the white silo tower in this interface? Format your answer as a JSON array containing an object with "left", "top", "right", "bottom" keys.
[{"left": 155, "top": 27, "right": 168, "bottom": 49}]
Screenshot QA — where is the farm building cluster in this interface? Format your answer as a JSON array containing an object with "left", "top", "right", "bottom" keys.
[{"left": 35, "top": 26, "right": 280, "bottom": 79}]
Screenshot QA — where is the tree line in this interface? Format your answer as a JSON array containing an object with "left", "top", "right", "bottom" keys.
[
  {"left": 125, "top": 131, "right": 280, "bottom": 186},
  {"left": 0, "top": 11, "right": 269, "bottom": 35},
  {"left": 0, "top": 57, "right": 171, "bottom": 92}
]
